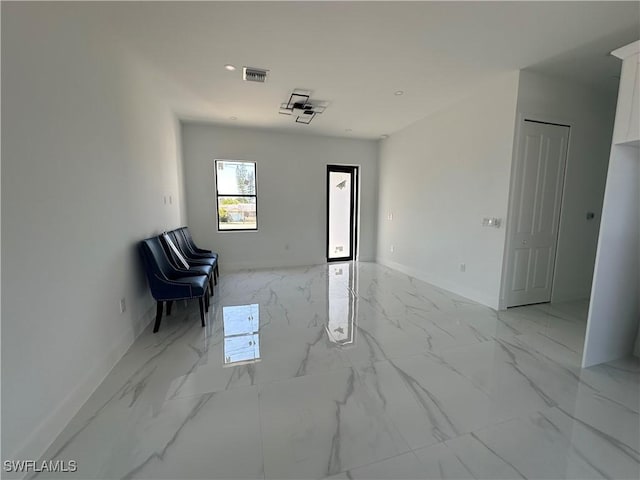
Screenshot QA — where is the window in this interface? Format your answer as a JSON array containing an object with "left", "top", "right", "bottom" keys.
[{"left": 215, "top": 160, "right": 257, "bottom": 231}]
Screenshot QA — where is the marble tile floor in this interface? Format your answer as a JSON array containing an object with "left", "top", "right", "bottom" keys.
[{"left": 34, "top": 262, "right": 639, "bottom": 479}]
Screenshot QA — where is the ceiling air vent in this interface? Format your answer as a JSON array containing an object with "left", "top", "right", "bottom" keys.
[{"left": 243, "top": 67, "right": 268, "bottom": 83}]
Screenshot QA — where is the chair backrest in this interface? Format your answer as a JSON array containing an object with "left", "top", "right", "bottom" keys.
[
  {"left": 178, "top": 227, "right": 200, "bottom": 253},
  {"left": 139, "top": 236, "right": 198, "bottom": 301},
  {"left": 139, "top": 236, "right": 182, "bottom": 284},
  {"left": 161, "top": 232, "right": 190, "bottom": 268},
  {"left": 169, "top": 229, "right": 194, "bottom": 258}
]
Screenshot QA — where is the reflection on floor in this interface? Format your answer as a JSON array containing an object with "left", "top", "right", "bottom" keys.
[{"left": 36, "top": 262, "right": 639, "bottom": 479}]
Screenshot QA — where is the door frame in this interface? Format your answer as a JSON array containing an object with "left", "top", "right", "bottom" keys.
[
  {"left": 499, "top": 113, "right": 573, "bottom": 310},
  {"left": 326, "top": 164, "right": 359, "bottom": 262}
]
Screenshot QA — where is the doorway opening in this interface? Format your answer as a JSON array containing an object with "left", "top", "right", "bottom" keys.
[{"left": 326, "top": 165, "right": 358, "bottom": 262}]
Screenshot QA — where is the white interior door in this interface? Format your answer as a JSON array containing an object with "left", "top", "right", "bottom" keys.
[{"left": 505, "top": 120, "right": 570, "bottom": 307}]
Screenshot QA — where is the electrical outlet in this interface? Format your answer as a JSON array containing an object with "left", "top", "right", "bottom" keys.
[
  {"left": 119, "top": 298, "right": 126, "bottom": 314},
  {"left": 388, "top": 212, "right": 393, "bottom": 221},
  {"left": 460, "top": 263, "right": 466, "bottom": 272}
]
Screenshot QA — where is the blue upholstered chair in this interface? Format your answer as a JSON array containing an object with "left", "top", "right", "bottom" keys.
[
  {"left": 167, "top": 230, "right": 218, "bottom": 285},
  {"left": 177, "top": 227, "right": 219, "bottom": 279},
  {"left": 139, "top": 237, "right": 209, "bottom": 333},
  {"left": 160, "top": 232, "right": 215, "bottom": 294}
]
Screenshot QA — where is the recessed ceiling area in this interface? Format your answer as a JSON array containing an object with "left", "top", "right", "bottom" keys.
[{"left": 89, "top": 1, "right": 638, "bottom": 138}]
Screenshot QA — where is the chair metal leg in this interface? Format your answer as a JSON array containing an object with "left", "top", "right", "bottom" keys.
[
  {"left": 166, "top": 300, "right": 173, "bottom": 316},
  {"left": 209, "top": 276, "right": 214, "bottom": 296},
  {"left": 198, "top": 297, "right": 205, "bottom": 327},
  {"left": 205, "top": 289, "right": 210, "bottom": 312},
  {"left": 153, "top": 301, "right": 163, "bottom": 333}
]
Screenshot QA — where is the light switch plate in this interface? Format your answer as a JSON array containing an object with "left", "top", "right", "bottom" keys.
[{"left": 482, "top": 217, "right": 501, "bottom": 228}]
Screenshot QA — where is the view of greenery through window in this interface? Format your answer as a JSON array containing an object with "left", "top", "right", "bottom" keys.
[{"left": 215, "top": 160, "right": 257, "bottom": 230}]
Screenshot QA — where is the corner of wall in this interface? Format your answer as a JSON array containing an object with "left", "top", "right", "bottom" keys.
[
  {"left": 375, "top": 72, "right": 520, "bottom": 310},
  {"left": 514, "top": 69, "right": 619, "bottom": 305},
  {"left": 175, "top": 116, "right": 188, "bottom": 226}
]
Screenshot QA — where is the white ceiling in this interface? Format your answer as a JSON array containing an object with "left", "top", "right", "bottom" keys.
[{"left": 94, "top": 1, "right": 639, "bottom": 139}]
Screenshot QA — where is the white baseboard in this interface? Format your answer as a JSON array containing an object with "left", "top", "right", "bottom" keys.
[
  {"left": 219, "top": 255, "right": 377, "bottom": 274},
  {"left": 377, "top": 258, "right": 500, "bottom": 310},
  {"left": 220, "top": 259, "right": 326, "bottom": 273},
  {"left": 8, "top": 302, "right": 155, "bottom": 477}
]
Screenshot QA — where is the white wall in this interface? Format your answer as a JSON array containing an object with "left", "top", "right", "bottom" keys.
[
  {"left": 582, "top": 144, "right": 639, "bottom": 366},
  {"left": 635, "top": 161, "right": 640, "bottom": 359},
  {"left": 513, "top": 71, "right": 617, "bottom": 303},
  {"left": 181, "top": 124, "right": 378, "bottom": 270},
  {"left": 2, "top": 4, "right": 187, "bottom": 463},
  {"left": 376, "top": 73, "right": 520, "bottom": 309},
  {"left": 582, "top": 42, "right": 640, "bottom": 367}
]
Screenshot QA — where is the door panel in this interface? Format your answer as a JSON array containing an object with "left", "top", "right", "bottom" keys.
[
  {"left": 511, "top": 249, "right": 530, "bottom": 292},
  {"left": 532, "top": 247, "right": 552, "bottom": 289},
  {"left": 515, "top": 135, "right": 540, "bottom": 234},
  {"left": 506, "top": 120, "right": 569, "bottom": 307}
]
